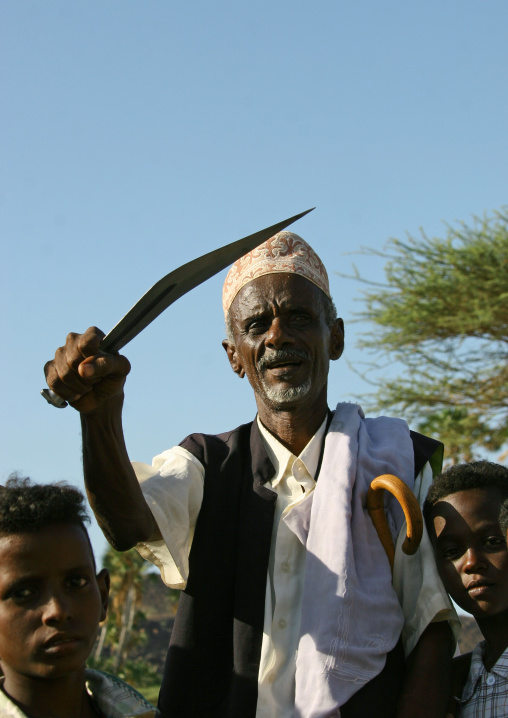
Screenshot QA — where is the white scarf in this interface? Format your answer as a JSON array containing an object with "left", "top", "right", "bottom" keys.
[{"left": 284, "top": 403, "right": 415, "bottom": 717}]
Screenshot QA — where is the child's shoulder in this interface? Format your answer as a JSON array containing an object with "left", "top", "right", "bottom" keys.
[
  {"left": 85, "top": 669, "right": 158, "bottom": 717},
  {"left": 0, "top": 673, "right": 158, "bottom": 718}
]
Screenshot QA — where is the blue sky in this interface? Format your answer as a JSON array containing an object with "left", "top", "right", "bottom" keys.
[{"left": 2, "top": 0, "right": 508, "bottom": 564}]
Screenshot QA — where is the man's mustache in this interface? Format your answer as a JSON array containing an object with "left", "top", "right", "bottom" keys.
[{"left": 257, "top": 348, "right": 310, "bottom": 372}]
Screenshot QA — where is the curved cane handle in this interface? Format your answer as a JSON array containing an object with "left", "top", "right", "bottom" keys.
[{"left": 366, "top": 474, "right": 423, "bottom": 570}]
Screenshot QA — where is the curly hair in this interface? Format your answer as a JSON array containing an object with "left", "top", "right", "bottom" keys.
[
  {"left": 423, "top": 461, "right": 508, "bottom": 522},
  {"left": 0, "top": 476, "right": 91, "bottom": 534},
  {"left": 499, "top": 498, "right": 508, "bottom": 535}
]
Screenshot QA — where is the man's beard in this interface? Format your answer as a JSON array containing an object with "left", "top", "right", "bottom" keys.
[
  {"left": 256, "top": 348, "right": 312, "bottom": 407},
  {"left": 260, "top": 377, "right": 313, "bottom": 405}
]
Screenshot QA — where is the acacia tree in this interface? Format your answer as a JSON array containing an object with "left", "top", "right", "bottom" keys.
[{"left": 342, "top": 208, "right": 508, "bottom": 462}]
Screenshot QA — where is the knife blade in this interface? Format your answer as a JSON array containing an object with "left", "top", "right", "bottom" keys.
[{"left": 42, "top": 207, "right": 314, "bottom": 408}]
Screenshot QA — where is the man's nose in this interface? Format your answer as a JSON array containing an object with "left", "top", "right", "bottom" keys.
[{"left": 264, "top": 317, "right": 293, "bottom": 348}]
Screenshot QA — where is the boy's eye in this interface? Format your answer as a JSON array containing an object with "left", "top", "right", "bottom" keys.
[
  {"left": 14, "top": 587, "right": 36, "bottom": 600},
  {"left": 484, "top": 536, "right": 507, "bottom": 550},
  {"left": 441, "top": 545, "right": 462, "bottom": 560},
  {"left": 7, "top": 585, "right": 37, "bottom": 603},
  {"left": 67, "top": 575, "right": 89, "bottom": 589}
]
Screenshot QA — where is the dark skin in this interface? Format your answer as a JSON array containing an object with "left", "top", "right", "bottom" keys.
[
  {"left": 430, "top": 489, "right": 508, "bottom": 670},
  {"left": 431, "top": 487, "right": 508, "bottom": 670},
  {"left": 44, "top": 328, "right": 158, "bottom": 549},
  {"left": 44, "top": 271, "right": 453, "bottom": 717},
  {"left": 0, "top": 525, "right": 109, "bottom": 718},
  {"left": 396, "top": 622, "right": 454, "bottom": 718},
  {"left": 428, "top": 489, "right": 508, "bottom": 716},
  {"left": 223, "top": 273, "right": 344, "bottom": 455}
]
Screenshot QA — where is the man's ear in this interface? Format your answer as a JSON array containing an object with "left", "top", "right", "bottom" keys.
[
  {"left": 96, "top": 568, "right": 110, "bottom": 623},
  {"left": 329, "top": 318, "right": 345, "bottom": 361},
  {"left": 222, "top": 340, "right": 245, "bottom": 378}
]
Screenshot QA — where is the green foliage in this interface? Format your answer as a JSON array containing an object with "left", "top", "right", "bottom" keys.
[
  {"left": 87, "top": 654, "right": 160, "bottom": 689},
  {"left": 89, "top": 547, "right": 162, "bottom": 691},
  {"left": 138, "top": 683, "right": 161, "bottom": 706},
  {"left": 341, "top": 208, "right": 508, "bottom": 462}
]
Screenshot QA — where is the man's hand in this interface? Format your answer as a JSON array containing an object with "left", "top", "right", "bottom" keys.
[{"left": 44, "top": 327, "right": 131, "bottom": 414}]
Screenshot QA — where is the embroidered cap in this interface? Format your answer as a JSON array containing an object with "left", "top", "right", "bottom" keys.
[{"left": 222, "top": 231, "right": 330, "bottom": 317}]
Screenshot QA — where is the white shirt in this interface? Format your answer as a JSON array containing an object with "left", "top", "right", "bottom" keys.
[
  {"left": 255, "top": 417, "right": 323, "bottom": 717},
  {"left": 134, "top": 417, "right": 457, "bottom": 717}
]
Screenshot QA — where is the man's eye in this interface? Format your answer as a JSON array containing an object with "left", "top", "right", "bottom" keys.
[
  {"left": 247, "top": 320, "right": 267, "bottom": 333},
  {"left": 291, "top": 314, "right": 310, "bottom": 325}
]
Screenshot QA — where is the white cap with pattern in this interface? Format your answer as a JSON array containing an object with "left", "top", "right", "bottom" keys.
[{"left": 222, "top": 231, "right": 330, "bottom": 317}]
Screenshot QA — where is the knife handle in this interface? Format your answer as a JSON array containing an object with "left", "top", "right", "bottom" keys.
[{"left": 40, "top": 389, "right": 68, "bottom": 409}]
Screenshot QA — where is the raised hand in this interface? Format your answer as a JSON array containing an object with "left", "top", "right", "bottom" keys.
[{"left": 44, "top": 326, "right": 131, "bottom": 414}]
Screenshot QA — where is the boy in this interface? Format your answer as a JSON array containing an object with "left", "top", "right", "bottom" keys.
[
  {"left": 499, "top": 498, "right": 508, "bottom": 540},
  {"left": 0, "top": 477, "right": 156, "bottom": 718},
  {"left": 424, "top": 460, "right": 508, "bottom": 717}
]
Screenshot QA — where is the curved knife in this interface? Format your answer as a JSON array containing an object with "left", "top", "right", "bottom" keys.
[{"left": 42, "top": 207, "right": 314, "bottom": 408}]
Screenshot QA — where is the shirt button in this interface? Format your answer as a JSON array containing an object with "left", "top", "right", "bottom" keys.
[
  {"left": 279, "top": 619, "right": 287, "bottom": 629},
  {"left": 281, "top": 561, "right": 290, "bottom": 573},
  {"left": 268, "top": 673, "right": 276, "bottom": 684},
  {"left": 486, "top": 674, "right": 496, "bottom": 686}
]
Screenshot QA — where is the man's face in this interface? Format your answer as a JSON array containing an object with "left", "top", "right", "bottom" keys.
[
  {"left": 0, "top": 524, "right": 109, "bottom": 688},
  {"left": 223, "top": 273, "right": 344, "bottom": 412},
  {"left": 430, "top": 488, "right": 508, "bottom": 620}
]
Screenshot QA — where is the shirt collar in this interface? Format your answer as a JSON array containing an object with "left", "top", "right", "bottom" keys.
[
  {"left": 0, "top": 681, "right": 25, "bottom": 717},
  {"left": 0, "top": 673, "right": 156, "bottom": 717},
  {"left": 256, "top": 414, "right": 328, "bottom": 487},
  {"left": 459, "top": 641, "right": 508, "bottom": 704}
]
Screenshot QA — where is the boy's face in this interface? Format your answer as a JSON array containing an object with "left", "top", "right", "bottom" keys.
[
  {"left": 0, "top": 523, "right": 109, "bottom": 685},
  {"left": 430, "top": 488, "right": 508, "bottom": 618}
]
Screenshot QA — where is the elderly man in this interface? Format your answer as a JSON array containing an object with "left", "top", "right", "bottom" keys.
[{"left": 44, "top": 232, "right": 456, "bottom": 718}]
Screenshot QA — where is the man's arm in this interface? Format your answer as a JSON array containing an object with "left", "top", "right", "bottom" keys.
[
  {"left": 44, "top": 327, "right": 161, "bottom": 550},
  {"left": 396, "top": 621, "right": 455, "bottom": 718}
]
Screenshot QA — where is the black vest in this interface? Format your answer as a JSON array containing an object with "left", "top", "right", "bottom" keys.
[{"left": 157, "top": 419, "right": 442, "bottom": 718}]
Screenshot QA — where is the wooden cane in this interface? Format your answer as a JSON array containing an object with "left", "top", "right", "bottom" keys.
[{"left": 366, "top": 474, "right": 424, "bottom": 571}]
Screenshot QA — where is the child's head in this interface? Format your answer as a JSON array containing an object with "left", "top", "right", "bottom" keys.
[
  {"left": 424, "top": 461, "right": 508, "bottom": 620},
  {"left": 499, "top": 498, "right": 508, "bottom": 539},
  {"left": 0, "top": 477, "right": 109, "bottom": 686}
]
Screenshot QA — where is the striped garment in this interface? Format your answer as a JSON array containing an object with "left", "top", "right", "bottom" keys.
[
  {"left": 0, "top": 670, "right": 157, "bottom": 718},
  {"left": 457, "top": 641, "right": 508, "bottom": 718}
]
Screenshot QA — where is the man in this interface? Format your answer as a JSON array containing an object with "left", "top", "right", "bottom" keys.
[{"left": 44, "top": 232, "right": 457, "bottom": 717}]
